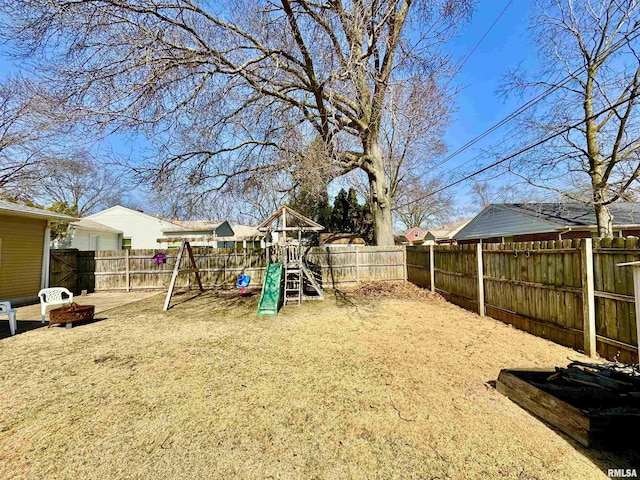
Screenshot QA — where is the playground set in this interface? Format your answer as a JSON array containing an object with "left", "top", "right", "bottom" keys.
[
  {"left": 256, "top": 205, "right": 325, "bottom": 315},
  {"left": 160, "top": 206, "right": 324, "bottom": 315}
]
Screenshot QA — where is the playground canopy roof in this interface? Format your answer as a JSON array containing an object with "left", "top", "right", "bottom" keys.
[{"left": 258, "top": 205, "right": 323, "bottom": 232}]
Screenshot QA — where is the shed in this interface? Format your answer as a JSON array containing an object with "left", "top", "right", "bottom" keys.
[{"left": 0, "top": 200, "right": 76, "bottom": 305}]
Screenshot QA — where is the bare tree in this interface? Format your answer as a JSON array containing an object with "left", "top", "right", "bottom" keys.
[
  {"left": 348, "top": 76, "right": 455, "bottom": 227},
  {"left": 394, "top": 176, "right": 455, "bottom": 228},
  {"left": 0, "top": 79, "right": 47, "bottom": 197},
  {"left": 34, "top": 152, "right": 126, "bottom": 215},
  {"left": 0, "top": 0, "right": 471, "bottom": 245},
  {"left": 470, "top": 180, "right": 550, "bottom": 209},
  {"left": 504, "top": 0, "right": 640, "bottom": 237}
]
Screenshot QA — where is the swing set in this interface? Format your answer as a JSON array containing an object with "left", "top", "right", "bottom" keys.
[{"left": 159, "top": 206, "right": 324, "bottom": 313}]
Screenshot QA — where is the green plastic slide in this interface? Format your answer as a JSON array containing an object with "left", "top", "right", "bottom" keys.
[{"left": 257, "top": 262, "right": 283, "bottom": 315}]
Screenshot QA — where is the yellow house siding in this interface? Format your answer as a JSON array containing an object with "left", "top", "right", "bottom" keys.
[{"left": 0, "top": 214, "right": 46, "bottom": 300}]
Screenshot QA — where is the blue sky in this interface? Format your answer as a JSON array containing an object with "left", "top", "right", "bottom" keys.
[
  {"left": 0, "top": 1, "right": 541, "bottom": 218},
  {"left": 439, "top": 0, "right": 539, "bottom": 209}
]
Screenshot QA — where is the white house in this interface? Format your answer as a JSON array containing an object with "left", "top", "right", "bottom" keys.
[
  {"left": 65, "top": 219, "right": 123, "bottom": 250},
  {"left": 230, "top": 225, "right": 266, "bottom": 249},
  {"left": 161, "top": 220, "right": 235, "bottom": 247},
  {"left": 84, "top": 205, "right": 183, "bottom": 249},
  {"left": 160, "top": 221, "right": 266, "bottom": 249}
]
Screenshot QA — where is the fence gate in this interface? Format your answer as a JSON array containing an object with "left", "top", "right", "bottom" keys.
[{"left": 49, "top": 249, "right": 79, "bottom": 293}]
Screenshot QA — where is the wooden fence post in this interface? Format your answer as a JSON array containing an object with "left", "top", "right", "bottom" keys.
[
  {"left": 402, "top": 245, "right": 407, "bottom": 281},
  {"left": 477, "top": 242, "right": 485, "bottom": 316},
  {"left": 355, "top": 245, "right": 360, "bottom": 283},
  {"left": 581, "top": 238, "right": 596, "bottom": 357},
  {"left": 429, "top": 244, "right": 435, "bottom": 292},
  {"left": 125, "top": 249, "right": 130, "bottom": 292}
]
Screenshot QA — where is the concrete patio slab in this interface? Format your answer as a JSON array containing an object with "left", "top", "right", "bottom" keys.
[{"left": 1, "top": 291, "right": 160, "bottom": 338}]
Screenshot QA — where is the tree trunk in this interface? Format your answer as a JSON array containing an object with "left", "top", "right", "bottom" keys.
[
  {"left": 592, "top": 167, "right": 614, "bottom": 238},
  {"left": 594, "top": 202, "right": 614, "bottom": 238},
  {"left": 365, "top": 140, "right": 395, "bottom": 246}
]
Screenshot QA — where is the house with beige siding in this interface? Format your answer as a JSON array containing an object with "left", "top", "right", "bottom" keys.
[{"left": 0, "top": 200, "right": 76, "bottom": 305}]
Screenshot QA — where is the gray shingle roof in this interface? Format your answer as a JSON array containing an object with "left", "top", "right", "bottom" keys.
[
  {"left": 505, "top": 202, "right": 640, "bottom": 226},
  {"left": 455, "top": 202, "right": 640, "bottom": 241}
]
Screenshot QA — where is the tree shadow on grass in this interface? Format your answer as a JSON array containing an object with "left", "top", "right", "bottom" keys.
[
  {"left": 167, "top": 289, "right": 261, "bottom": 312},
  {"left": 0, "top": 316, "right": 110, "bottom": 338}
]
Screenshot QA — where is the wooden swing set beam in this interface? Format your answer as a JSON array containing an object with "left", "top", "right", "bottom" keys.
[{"left": 163, "top": 240, "right": 204, "bottom": 311}]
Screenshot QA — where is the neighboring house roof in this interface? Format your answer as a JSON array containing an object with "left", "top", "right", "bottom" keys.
[
  {"left": 159, "top": 221, "right": 264, "bottom": 242},
  {"left": 398, "top": 227, "right": 426, "bottom": 239},
  {"left": 455, "top": 203, "right": 640, "bottom": 241},
  {"left": 320, "top": 233, "right": 366, "bottom": 245},
  {"left": 505, "top": 202, "right": 640, "bottom": 226},
  {"left": 162, "top": 220, "right": 224, "bottom": 233},
  {"left": 231, "top": 224, "right": 265, "bottom": 239},
  {"left": 394, "top": 235, "right": 410, "bottom": 244},
  {"left": 0, "top": 200, "right": 77, "bottom": 221},
  {"left": 86, "top": 205, "right": 184, "bottom": 228},
  {"left": 70, "top": 219, "right": 122, "bottom": 234},
  {"left": 426, "top": 219, "right": 472, "bottom": 240}
]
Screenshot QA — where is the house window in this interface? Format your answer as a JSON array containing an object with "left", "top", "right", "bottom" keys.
[{"left": 122, "top": 238, "right": 132, "bottom": 250}]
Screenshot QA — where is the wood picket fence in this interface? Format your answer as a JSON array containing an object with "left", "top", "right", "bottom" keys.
[
  {"left": 52, "top": 239, "right": 640, "bottom": 363},
  {"left": 407, "top": 239, "right": 639, "bottom": 364},
  {"left": 79, "top": 245, "right": 406, "bottom": 292}
]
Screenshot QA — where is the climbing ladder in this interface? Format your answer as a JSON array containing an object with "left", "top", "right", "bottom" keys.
[
  {"left": 283, "top": 244, "right": 302, "bottom": 306},
  {"left": 284, "top": 265, "right": 302, "bottom": 306}
]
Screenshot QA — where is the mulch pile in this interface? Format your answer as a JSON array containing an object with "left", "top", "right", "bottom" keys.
[{"left": 351, "top": 281, "right": 441, "bottom": 301}]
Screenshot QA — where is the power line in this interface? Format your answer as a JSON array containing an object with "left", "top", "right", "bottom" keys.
[
  {"left": 398, "top": 90, "right": 640, "bottom": 209},
  {"left": 430, "top": 28, "right": 640, "bottom": 171},
  {"left": 453, "top": 0, "right": 513, "bottom": 74}
]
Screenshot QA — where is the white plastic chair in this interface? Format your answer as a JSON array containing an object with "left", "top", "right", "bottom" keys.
[
  {"left": 38, "top": 287, "right": 73, "bottom": 324},
  {"left": 0, "top": 301, "right": 17, "bottom": 336}
]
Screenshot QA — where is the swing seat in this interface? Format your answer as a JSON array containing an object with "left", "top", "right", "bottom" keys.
[{"left": 237, "top": 275, "right": 251, "bottom": 293}]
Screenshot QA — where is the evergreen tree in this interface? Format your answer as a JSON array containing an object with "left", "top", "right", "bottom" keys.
[
  {"left": 329, "top": 188, "right": 374, "bottom": 243},
  {"left": 329, "top": 189, "right": 349, "bottom": 232},
  {"left": 288, "top": 186, "right": 332, "bottom": 229}
]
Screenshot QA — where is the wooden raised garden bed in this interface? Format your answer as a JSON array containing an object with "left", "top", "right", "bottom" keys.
[
  {"left": 497, "top": 363, "right": 640, "bottom": 447},
  {"left": 49, "top": 303, "right": 95, "bottom": 327}
]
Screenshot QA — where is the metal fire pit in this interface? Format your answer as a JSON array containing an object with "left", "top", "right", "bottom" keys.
[{"left": 49, "top": 303, "right": 95, "bottom": 326}]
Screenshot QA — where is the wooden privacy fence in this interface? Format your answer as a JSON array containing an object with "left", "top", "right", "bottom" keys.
[
  {"left": 90, "top": 245, "right": 406, "bottom": 291},
  {"left": 306, "top": 246, "right": 406, "bottom": 285},
  {"left": 49, "top": 249, "right": 97, "bottom": 294},
  {"left": 94, "top": 248, "right": 268, "bottom": 290},
  {"left": 407, "top": 239, "right": 639, "bottom": 364}
]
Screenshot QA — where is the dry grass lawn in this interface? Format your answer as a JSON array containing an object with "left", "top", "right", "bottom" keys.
[{"left": 0, "top": 285, "right": 637, "bottom": 479}]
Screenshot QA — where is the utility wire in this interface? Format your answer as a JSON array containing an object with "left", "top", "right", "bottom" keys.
[
  {"left": 397, "top": 89, "right": 640, "bottom": 209},
  {"left": 453, "top": 0, "right": 514, "bottom": 74},
  {"left": 430, "top": 27, "right": 640, "bottom": 171}
]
